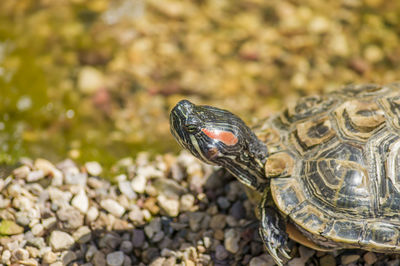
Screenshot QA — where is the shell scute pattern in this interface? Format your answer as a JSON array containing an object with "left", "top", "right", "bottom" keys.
[{"left": 268, "top": 83, "right": 400, "bottom": 251}]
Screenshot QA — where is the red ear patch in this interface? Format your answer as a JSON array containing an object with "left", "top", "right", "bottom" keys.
[{"left": 201, "top": 128, "right": 238, "bottom": 146}]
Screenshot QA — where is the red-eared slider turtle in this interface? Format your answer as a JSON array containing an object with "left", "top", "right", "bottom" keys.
[{"left": 170, "top": 83, "right": 400, "bottom": 265}]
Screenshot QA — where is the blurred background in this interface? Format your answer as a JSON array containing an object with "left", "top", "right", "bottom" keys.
[{"left": 1, "top": 0, "right": 399, "bottom": 171}]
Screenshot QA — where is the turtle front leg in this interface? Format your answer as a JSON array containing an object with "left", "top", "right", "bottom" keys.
[{"left": 258, "top": 192, "right": 291, "bottom": 266}]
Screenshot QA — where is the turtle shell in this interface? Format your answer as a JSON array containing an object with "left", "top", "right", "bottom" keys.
[{"left": 255, "top": 83, "right": 400, "bottom": 251}]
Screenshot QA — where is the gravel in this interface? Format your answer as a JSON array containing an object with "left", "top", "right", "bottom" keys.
[{"left": 1, "top": 151, "right": 399, "bottom": 265}]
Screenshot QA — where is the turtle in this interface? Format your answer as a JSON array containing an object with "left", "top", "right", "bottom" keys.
[{"left": 169, "top": 82, "right": 400, "bottom": 265}]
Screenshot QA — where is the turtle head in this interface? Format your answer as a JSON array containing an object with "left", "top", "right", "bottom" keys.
[{"left": 170, "top": 100, "right": 268, "bottom": 191}]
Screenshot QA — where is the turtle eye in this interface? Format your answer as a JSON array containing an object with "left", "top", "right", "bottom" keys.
[{"left": 184, "top": 124, "right": 199, "bottom": 133}]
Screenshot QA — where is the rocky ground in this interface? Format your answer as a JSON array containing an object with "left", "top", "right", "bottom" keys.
[{"left": 1, "top": 152, "right": 400, "bottom": 265}]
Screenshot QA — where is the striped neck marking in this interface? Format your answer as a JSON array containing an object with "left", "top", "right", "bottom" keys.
[{"left": 201, "top": 128, "right": 238, "bottom": 146}]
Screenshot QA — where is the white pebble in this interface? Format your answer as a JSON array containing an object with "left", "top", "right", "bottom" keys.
[
  {"left": 100, "top": 199, "right": 125, "bottom": 217},
  {"left": 71, "top": 189, "right": 89, "bottom": 213}
]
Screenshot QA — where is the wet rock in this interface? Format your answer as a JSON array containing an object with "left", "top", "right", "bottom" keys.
[{"left": 49, "top": 230, "right": 75, "bottom": 251}]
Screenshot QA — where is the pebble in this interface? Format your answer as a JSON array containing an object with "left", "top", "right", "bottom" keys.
[
  {"left": 100, "top": 199, "right": 126, "bottom": 217},
  {"left": 106, "top": 251, "right": 124, "bottom": 266},
  {"left": 180, "top": 194, "right": 195, "bottom": 211},
  {"left": 13, "top": 165, "right": 31, "bottom": 179},
  {"left": 27, "top": 170, "right": 45, "bottom": 182},
  {"left": 128, "top": 204, "right": 144, "bottom": 224},
  {"left": 0, "top": 220, "right": 24, "bottom": 235},
  {"left": 209, "top": 214, "right": 227, "bottom": 230},
  {"left": 363, "top": 252, "right": 377, "bottom": 265},
  {"left": 320, "top": 254, "right": 336, "bottom": 266},
  {"left": 341, "top": 254, "right": 360, "bottom": 265},
  {"left": 224, "top": 228, "right": 240, "bottom": 253},
  {"left": 57, "top": 207, "right": 84, "bottom": 229},
  {"left": 42, "top": 217, "right": 57, "bottom": 229},
  {"left": 118, "top": 180, "right": 137, "bottom": 199},
  {"left": 249, "top": 254, "right": 275, "bottom": 266},
  {"left": 92, "top": 251, "right": 106, "bottom": 266},
  {"left": 71, "top": 188, "right": 89, "bottom": 213},
  {"left": 73, "top": 226, "right": 92, "bottom": 243},
  {"left": 144, "top": 217, "right": 161, "bottom": 239},
  {"left": 157, "top": 194, "right": 180, "bottom": 217},
  {"left": 62, "top": 250, "right": 77, "bottom": 265},
  {"left": 188, "top": 212, "right": 205, "bottom": 232},
  {"left": 120, "top": 240, "right": 133, "bottom": 253},
  {"left": 86, "top": 206, "right": 99, "bottom": 222},
  {"left": 132, "top": 229, "right": 145, "bottom": 248},
  {"left": 217, "top": 196, "right": 231, "bottom": 210},
  {"left": 49, "top": 230, "right": 75, "bottom": 251},
  {"left": 131, "top": 174, "right": 147, "bottom": 193},
  {"left": 12, "top": 248, "right": 29, "bottom": 260},
  {"left": 215, "top": 244, "right": 229, "bottom": 260},
  {"left": 42, "top": 251, "right": 57, "bottom": 264},
  {"left": 85, "top": 161, "right": 103, "bottom": 176}
]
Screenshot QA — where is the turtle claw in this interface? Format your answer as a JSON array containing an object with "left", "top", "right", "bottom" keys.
[{"left": 259, "top": 200, "right": 292, "bottom": 265}]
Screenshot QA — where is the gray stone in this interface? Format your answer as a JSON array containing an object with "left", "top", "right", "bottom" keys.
[
  {"left": 62, "top": 250, "right": 77, "bottom": 265},
  {"left": 106, "top": 251, "right": 124, "bottom": 266},
  {"left": 92, "top": 251, "right": 106, "bottom": 266},
  {"left": 132, "top": 229, "right": 145, "bottom": 248},
  {"left": 49, "top": 230, "right": 75, "bottom": 251},
  {"left": 99, "top": 233, "right": 121, "bottom": 249},
  {"left": 73, "top": 226, "right": 92, "bottom": 243},
  {"left": 57, "top": 207, "right": 84, "bottom": 229},
  {"left": 120, "top": 240, "right": 133, "bottom": 253},
  {"left": 215, "top": 244, "right": 229, "bottom": 260},
  {"left": 144, "top": 217, "right": 161, "bottom": 239},
  {"left": 217, "top": 196, "right": 230, "bottom": 210},
  {"left": 188, "top": 212, "right": 205, "bottom": 232}
]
